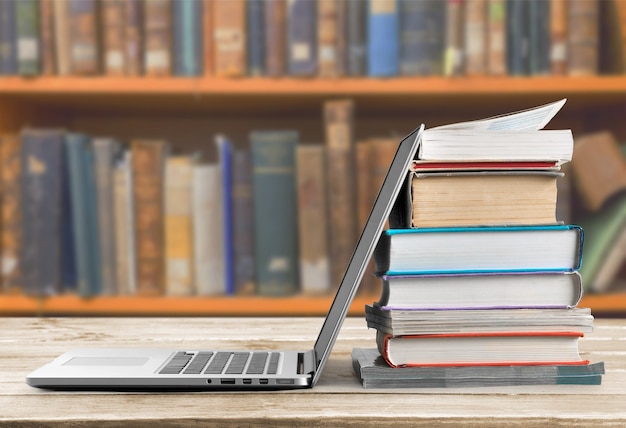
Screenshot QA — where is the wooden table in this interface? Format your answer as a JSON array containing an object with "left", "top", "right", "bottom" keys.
[{"left": 1, "top": 317, "right": 625, "bottom": 427}]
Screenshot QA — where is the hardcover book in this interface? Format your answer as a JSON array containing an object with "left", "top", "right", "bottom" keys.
[
  {"left": 124, "top": 0, "right": 143, "bottom": 76},
  {"left": 567, "top": 0, "right": 599, "bottom": 76},
  {"left": 144, "top": 0, "right": 172, "bottom": 76},
  {"left": 399, "top": 0, "right": 446, "bottom": 76},
  {"left": 251, "top": 130, "right": 299, "bottom": 296},
  {"left": 102, "top": 0, "right": 126, "bottom": 76},
  {"left": 173, "top": 0, "right": 203, "bottom": 76},
  {"left": 68, "top": 0, "right": 99, "bottom": 75},
  {"left": 215, "top": 135, "right": 235, "bottom": 295},
  {"left": 464, "top": 0, "right": 488, "bottom": 75},
  {"left": 247, "top": 0, "right": 265, "bottom": 76},
  {"left": 368, "top": 0, "right": 399, "bottom": 77},
  {"left": 550, "top": 0, "right": 568, "bottom": 75},
  {"left": 264, "top": 0, "right": 286, "bottom": 77},
  {"left": 113, "top": 152, "right": 134, "bottom": 295},
  {"left": 0, "top": 0, "right": 17, "bottom": 75},
  {"left": 39, "top": 0, "right": 56, "bottom": 75},
  {"left": 346, "top": 0, "right": 367, "bottom": 76},
  {"left": 53, "top": 0, "right": 70, "bottom": 76},
  {"left": 487, "top": 0, "right": 506, "bottom": 76},
  {"left": 287, "top": 0, "right": 317, "bottom": 76},
  {"left": 232, "top": 149, "right": 256, "bottom": 295},
  {"left": 318, "top": 0, "right": 339, "bottom": 77},
  {"left": 15, "top": 0, "right": 40, "bottom": 76},
  {"left": 213, "top": 0, "right": 246, "bottom": 77}
]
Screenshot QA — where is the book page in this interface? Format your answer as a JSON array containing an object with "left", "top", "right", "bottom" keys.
[{"left": 429, "top": 99, "right": 566, "bottom": 132}]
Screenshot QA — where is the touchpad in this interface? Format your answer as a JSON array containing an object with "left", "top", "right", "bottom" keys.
[{"left": 63, "top": 357, "right": 150, "bottom": 367}]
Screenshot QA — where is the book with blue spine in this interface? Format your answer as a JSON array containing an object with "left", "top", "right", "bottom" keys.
[
  {"left": 247, "top": 0, "right": 265, "bottom": 76},
  {"left": 368, "top": 0, "right": 399, "bottom": 77},
  {"left": 172, "top": 0, "right": 203, "bottom": 76},
  {"left": 287, "top": 0, "right": 317, "bottom": 76},
  {"left": 215, "top": 135, "right": 235, "bottom": 295}
]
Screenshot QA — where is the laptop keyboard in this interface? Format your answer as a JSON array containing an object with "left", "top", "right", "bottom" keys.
[{"left": 159, "top": 351, "right": 281, "bottom": 375}]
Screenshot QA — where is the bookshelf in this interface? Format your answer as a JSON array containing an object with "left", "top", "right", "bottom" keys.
[{"left": 1, "top": 75, "right": 626, "bottom": 316}]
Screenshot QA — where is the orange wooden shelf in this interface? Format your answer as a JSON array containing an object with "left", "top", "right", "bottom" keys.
[{"left": 0, "top": 293, "right": 625, "bottom": 317}]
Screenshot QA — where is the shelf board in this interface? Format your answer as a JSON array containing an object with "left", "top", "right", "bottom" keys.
[{"left": 0, "top": 293, "right": 625, "bottom": 316}]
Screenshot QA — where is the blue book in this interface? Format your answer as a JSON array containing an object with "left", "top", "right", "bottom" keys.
[
  {"left": 287, "top": 0, "right": 317, "bottom": 76},
  {"left": 368, "top": 0, "right": 399, "bottom": 77},
  {"left": 59, "top": 139, "right": 77, "bottom": 292},
  {"left": 374, "top": 225, "right": 584, "bottom": 275},
  {"left": 172, "top": 0, "right": 203, "bottom": 76},
  {"left": 247, "top": 0, "right": 265, "bottom": 76},
  {"left": 0, "top": 0, "right": 17, "bottom": 75},
  {"left": 215, "top": 135, "right": 235, "bottom": 295}
]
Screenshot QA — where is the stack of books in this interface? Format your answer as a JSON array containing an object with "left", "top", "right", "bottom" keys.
[{"left": 353, "top": 99, "right": 605, "bottom": 388}]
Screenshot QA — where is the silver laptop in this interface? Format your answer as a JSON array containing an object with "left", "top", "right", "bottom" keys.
[{"left": 26, "top": 126, "right": 423, "bottom": 390}]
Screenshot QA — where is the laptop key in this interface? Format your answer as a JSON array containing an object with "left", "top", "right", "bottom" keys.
[
  {"left": 225, "top": 352, "right": 250, "bottom": 374},
  {"left": 267, "top": 352, "right": 280, "bottom": 374},
  {"left": 245, "top": 352, "right": 268, "bottom": 375},
  {"left": 159, "top": 352, "right": 194, "bottom": 374},
  {"left": 183, "top": 352, "right": 214, "bottom": 374},
  {"left": 204, "top": 352, "right": 232, "bottom": 374}
]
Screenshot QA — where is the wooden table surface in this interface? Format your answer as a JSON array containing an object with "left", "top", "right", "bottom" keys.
[{"left": 1, "top": 317, "right": 625, "bottom": 427}]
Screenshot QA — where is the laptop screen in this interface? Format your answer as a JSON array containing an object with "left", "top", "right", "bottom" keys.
[{"left": 311, "top": 126, "right": 423, "bottom": 386}]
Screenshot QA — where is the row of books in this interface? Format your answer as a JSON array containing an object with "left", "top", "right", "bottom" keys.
[
  {"left": 0, "top": 0, "right": 622, "bottom": 78},
  {"left": 354, "top": 99, "right": 604, "bottom": 388}
]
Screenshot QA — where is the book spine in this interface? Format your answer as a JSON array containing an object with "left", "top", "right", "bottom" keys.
[
  {"left": 567, "top": 0, "right": 599, "bottom": 76},
  {"left": 93, "top": 138, "right": 120, "bottom": 296},
  {"left": 172, "top": 0, "right": 203, "bottom": 76},
  {"left": 132, "top": 140, "right": 168, "bottom": 296},
  {"left": 487, "top": 0, "right": 506, "bottom": 76},
  {"left": 53, "top": 0, "right": 70, "bottom": 76},
  {"left": 324, "top": 99, "right": 357, "bottom": 288},
  {"left": 165, "top": 156, "right": 195, "bottom": 296},
  {"left": 113, "top": 155, "right": 131, "bottom": 295},
  {"left": 124, "top": 0, "right": 143, "bottom": 76},
  {"left": 215, "top": 136, "right": 235, "bottom": 295},
  {"left": 318, "top": 0, "right": 338, "bottom": 77},
  {"left": 0, "top": 135, "right": 23, "bottom": 294},
  {"left": 367, "top": 0, "right": 399, "bottom": 77},
  {"left": 202, "top": 0, "right": 213, "bottom": 75},
  {"left": 264, "top": 0, "right": 286, "bottom": 77},
  {"left": 232, "top": 149, "right": 256, "bottom": 295},
  {"left": 39, "top": 0, "right": 56, "bottom": 75},
  {"left": 443, "top": 0, "right": 465, "bottom": 76},
  {"left": 399, "top": 0, "right": 446, "bottom": 76},
  {"left": 528, "top": 0, "right": 551, "bottom": 75},
  {"left": 550, "top": 0, "right": 568, "bottom": 75},
  {"left": 296, "top": 145, "right": 330, "bottom": 295},
  {"left": 506, "top": 0, "right": 528, "bottom": 75},
  {"left": 247, "top": 0, "right": 265, "bottom": 76},
  {"left": 0, "top": 0, "right": 17, "bottom": 75},
  {"left": 20, "top": 130, "right": 64, "bottom": 296},
  {"left": 346, "top": 0, "right": 367, "bottom": 76},
  {"left": 68, "top": 0, "right": 99, "bottom": 75},
  {"left": 287, "top": 0, "right": 317, "bottom": 76},
  {"left": 464, "top": 0, "right": 488, "bottom": 75},
  {"left": 15, "top": 0, "right": 41, "bottom": 76},
  {"left": 144, "top": 0, "right": 172, "bottom": 76},
  {"left": 251, "top": 130, "right": 299, "bottom": 296},
  {"left": 213, "top": 0, "right": 246, "bottom": 77},
  {"left": 102, "top": 0, "right": 126, "bottom": 76}
]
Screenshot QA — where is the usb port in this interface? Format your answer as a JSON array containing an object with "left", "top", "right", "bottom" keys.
[
  {"left": 259, "top": 379, "right": 269, "bottom": 385},
  {"left": 276, "top": 379, "right": 294, "bottom": 385},
  {"left": 243, "top": 379, "right": 252, "bottom": 385},
  {"left": 220, "top": 378, "right": 236, "bottom": 385}
]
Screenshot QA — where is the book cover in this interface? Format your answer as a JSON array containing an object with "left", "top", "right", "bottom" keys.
[
  {"left": 368, "top": 0, "right": 399, "bottom": 77},
  {"left": 346, "top": 0, "right": 367, "bottom": 76},
  {"left": 232, "top": 149, "right": 256, "bottom": 295},
  {"left": 287, "top": 0, "right": 317, "bottom": 76},
  {"left": 0, "top": 135, "right": 23, "bottom": 294},
  {"left": 165, "top": 155, "right": 195, "bottom": 296},
  {"left": 324, "top": 99, "right": 357, "bottom": 289},
  {"left": 215, "top": 135, "right": 235, "bottom": 295},
  {"left": 296, "top": 144, "right": 330, "bottom": 295},
  {"left": 124, "top": 0, "right": 143, "bottom": 76},
  {"left": 0, "top": 0, "right": 17, "bottom": 75},
  {"left": 568, "top": 0, "right": 599, "bottom": 76},
  {"left": 113, "top": 152, "right": 134, "bottom": 295},
  {"left": 93, "top": 138, "right": 120, "bottom": 296},
  {"left": 464, "top": 0, "right": 488, "bottom": 75},
  {"left": 65, "top": 133, "right": 101, "bottom": 297},
  {"left": 68, "top": 0, "right": 99, "bottom": 75},
  {"left": 102, "top": 0, "right": 126, "bottom": 76},
  {"left": 251, "top": 130, "right": 299, "bottom": 296},
  {"left": 550, "top": 0, "right": 568, "bottom": 75},
  {"left": 352, "top": 348, "right": 604, "bottom": 388},
  {"left": 377, "top": 330, "right": 588, "bottom": 368},
  {"left": 264, "top": 0, "right": 286, "bottom": 77},
  {"left": 247, "top": 0, "right": 265, "bottom": 76},
  {"left": 192, "top": 163, "right": 225, "bottom": 295},
  {"left": 21, "top": 129, "right": 65, "bottom": 296},
  {"left": 15, "top": 0, "right": 40, "bottom": 76},
  {"left": 173, "top": 0, "right": 203, "bottom": 76},
  {"left": 443, "top": 0, "right": 464, "bottom": 76},
  {"left": 132, "top": 139, "right": 168, "bottom": 296},
  {"left": 374, "top": 225, "right": 584, "bottom": 275},
  {"left": 39, "top": 0, "right": 55, "bottom": 75},
  {"left": 53, "top": 0, "right": 70, "bottom": 76},
  {"left": 144, "top": 0, "right": 172, "bottom": 76},
  {"left": 318, "top": 0, "right": 339, "bottom": 77},
  {"left": 213, "top": 0, "right": 246, "bottom": 77},
  {"left": 399, "top": 0, "right": 446, "bottom": 76}
]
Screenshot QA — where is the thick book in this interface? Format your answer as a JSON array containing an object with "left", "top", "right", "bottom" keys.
[
  {"left": 68, "top": 0, "right": 99, "bottom": 75},
  {"left": 373, "top": 225, "right": 584, "bottom": 275},
  {"left": 144, "top": 0, "right": 172, "bottom": 76},
  {"left": 101, "top": 0, "right": 126, "bottom": 76},
  {"left": 93, "top": 138, "right": 120, "bottom": 296},
  {"left": 132, "top": 139, "right": 168, "bottom": 296},
  {"left": 213, "top": 0, "right": 246, "bottom": 77},
  {"left": 296, "top": 144, "right": 330, "bottom": 295},
  {"left": 21, "top": 129, "right": 65, "bottom": 296},
  {"left": 372, "top": 271, "right": 584, "bottom": 311},
  {"left": 287, "top": 0, "right": 317, "bottom": 76},
  {"left": 165, "top": 156, "right": 195, "bottom": 296},
  {"left": 172, "top": 0, "right": 203, "bottom": 76},
  {"left": 365, "top": 305, "right": 595, "bottom": 336},
  {"left": 367, "top": 0, "right": 399, "bottom": 77},
  {"left": 247, "top": 0, "right": 265, "bottom": 76},
  {"left": 0, "top": 0, "right": 17, "bottom": 75},
  {"left": 15, "top": 0, "right": 40, "bottom": 76},
  {"left": 251, "top": 130, "right": 299, "bottom": 296},
  {"left": 232, "top": 149, "right": 256, "bottom": 295},
  {"left": 352, "top": 348, "right": 604, "bottom": 388},
  {"left": 264, "top": 0, "right": 286, "bottom": 77},
  {"left": 377, "top": 330, "right": 589, "bottom": 368},
  {"left": 399, "top": 0, "right": 446, "bottom": 76},
  {"left": 0, "top": 135, "right": 23, "bottom": 294}
]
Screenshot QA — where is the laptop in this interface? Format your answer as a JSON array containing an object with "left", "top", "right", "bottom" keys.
[{"left": 26, "top": 126, "right": 423, "bottom": 390}]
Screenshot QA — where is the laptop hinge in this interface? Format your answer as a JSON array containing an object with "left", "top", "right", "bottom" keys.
[{"left": 300, "top": 350, "right": 316, "bottom": 375}]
